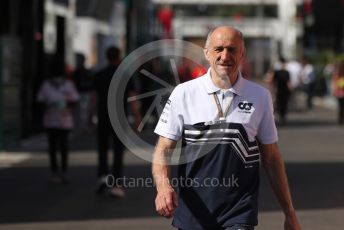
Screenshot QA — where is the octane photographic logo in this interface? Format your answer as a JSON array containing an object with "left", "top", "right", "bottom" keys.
[{"left": 108, "top": 39, "right": 219, "bottom": 165}]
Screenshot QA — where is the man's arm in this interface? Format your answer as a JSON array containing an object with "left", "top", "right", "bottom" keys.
[
  {"left": 152, "top": 136, "right": 178, "bottom": 218},
  {"left": 259, "top": 142, "right": 301, "bottom": 230}
]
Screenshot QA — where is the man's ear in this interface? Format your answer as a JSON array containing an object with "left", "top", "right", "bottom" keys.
[
  {"left": 241, "top": 47, "right": 246, "bottom": 59},
  {"left": 239, "top": 47, "right": 246, "bottom": 63},
  {"left": 204, "top": 48, "right": 210, "bottom": 62}
]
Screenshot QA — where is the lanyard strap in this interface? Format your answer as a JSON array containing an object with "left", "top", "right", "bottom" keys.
[{"left": 212, "top": 92, "right": 232, "bottom": 118}]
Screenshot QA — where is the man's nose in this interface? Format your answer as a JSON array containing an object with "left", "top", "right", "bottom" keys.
[{"left": 221, "top": 49, "right": 231, "bottom": 60}]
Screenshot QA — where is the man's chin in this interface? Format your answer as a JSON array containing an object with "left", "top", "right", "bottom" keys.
[{"left": 216, "top": 69, "right": 231, "bottom": 78}]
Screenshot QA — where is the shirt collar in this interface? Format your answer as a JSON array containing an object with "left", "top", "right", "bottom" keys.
[{"left": 202, "top": 68, "right": 244, "bottom": 96}]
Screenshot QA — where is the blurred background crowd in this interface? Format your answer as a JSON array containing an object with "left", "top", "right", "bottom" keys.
[{"left": 0, "top": 0, "right": 343, "bottom": 149}]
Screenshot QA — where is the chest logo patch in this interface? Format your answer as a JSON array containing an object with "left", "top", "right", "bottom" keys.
[{"left": 238, "top": 101, "right": 253, "bottom": 113}]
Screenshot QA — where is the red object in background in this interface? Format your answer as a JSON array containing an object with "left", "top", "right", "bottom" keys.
[
  {"left": 191, "top": 65, "right": 207, "bottom": 79},
  {"left": 233, "top": 13, "right": 243, "bottom": 22},
  {"left": 303, "top": 0, "right": 313, "bottom": 15},
  {"left": 157, "top": 7, "right": 173, "bottom": 36}
]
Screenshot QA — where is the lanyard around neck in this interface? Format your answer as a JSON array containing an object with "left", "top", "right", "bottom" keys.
[{"left": 212, "top": 92, "right": 233, "bottom": 118}]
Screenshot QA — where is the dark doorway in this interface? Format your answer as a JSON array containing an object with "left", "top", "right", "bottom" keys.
[{"left": 55, "top": 16, "right": 66, "bottom": 67}]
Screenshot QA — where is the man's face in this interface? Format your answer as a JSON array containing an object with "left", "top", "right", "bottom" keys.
[{"left": 204, "top": 28, "right": 244, "bottom": 80}]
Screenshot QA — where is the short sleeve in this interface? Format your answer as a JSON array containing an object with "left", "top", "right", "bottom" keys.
[
  {"left": 65, "top": 81, "right": 80, "bottom": 102},
  {"left": 154, "top": 85, "right": 184, "bottom": 141},
  {"left": 256, "top": 90, "right": 278, "bottom": 144}
]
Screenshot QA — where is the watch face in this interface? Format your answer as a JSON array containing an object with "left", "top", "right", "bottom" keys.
[{"left": 108, "top": 39, "right": 209, "bottom": 165}]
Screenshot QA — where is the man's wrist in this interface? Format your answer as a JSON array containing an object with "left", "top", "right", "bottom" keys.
[
  {"left": 155, "top": 177, "right": 171, "bottom": 192},
  {"left": 284, "top": 207, "right": 297, "bottom": 218}
]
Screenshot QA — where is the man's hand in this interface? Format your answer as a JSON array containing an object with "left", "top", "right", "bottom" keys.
[
  {"left": 155, "top": 185, "right": 178, "bottom": 218},
  {"left": 152, "top": 136, "right": 178, "bottom": 218}
]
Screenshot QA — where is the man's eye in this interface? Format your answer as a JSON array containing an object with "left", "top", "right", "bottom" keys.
[
  {"left": 214, "top": 47, "right": 223, "bottom": 52},
  {"left": 229, "top": 47, "right": 236, "bottom": 53}
]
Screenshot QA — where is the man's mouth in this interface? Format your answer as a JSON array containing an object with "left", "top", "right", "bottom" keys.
[{"left": 218, "top": 63, "right": 232, "bottom": 68}]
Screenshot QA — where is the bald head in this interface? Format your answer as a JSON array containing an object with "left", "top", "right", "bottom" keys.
[
  {"left": 203, "top": 26, "right": 246, "bottom": 86},
  {"left": 205, "top": 26, "right": 244, "bottom": 49}
]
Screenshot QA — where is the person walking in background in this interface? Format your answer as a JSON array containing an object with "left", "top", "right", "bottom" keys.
[
  {"left": 152, "top": 26, "right": 300, "bottom": 230},
  {"left": 37, "top": 62, "right": 80, "bottom": 184},
  {"left": 286, "top": 59, "right": 302, "bottom": 92},
  {"left": 73, "top": 53, "right": 93, "bottom": 130},
  {"left": 323, "top": 60, "right": 335, "bottom": 96},
  {"left": 332, "top": 60, "right": 344, "bottom": 125},
  {"left": 286, "top": 59, "right": 303, "bottom": 111},
  {"left": 272, "top": 57, "right": 292, "bottom": 124},
  {"left": 300, "top": 57, "right": 316, "bottom": 110},
  {"left": 93, "top": 46, "right": 141, "bottom": 197}
]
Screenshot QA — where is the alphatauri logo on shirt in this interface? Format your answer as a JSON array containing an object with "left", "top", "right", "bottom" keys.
[{"left": 238, "top": 101, "right": 253, "bottom": 113}]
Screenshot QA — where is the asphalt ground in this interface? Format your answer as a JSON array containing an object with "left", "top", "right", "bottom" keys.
[{"left": 1, "top": 99, "right": 344, "bottom": 230}]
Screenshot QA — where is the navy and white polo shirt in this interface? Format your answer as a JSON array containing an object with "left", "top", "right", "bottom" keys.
[{"left": 154, "top": 69, "right": 278, "bottom": 230}]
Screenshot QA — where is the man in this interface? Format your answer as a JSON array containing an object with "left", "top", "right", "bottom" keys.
[
  {"left": 152, "top": 26, "right": 300, "bottom": 230},
  {"left": 272, "top": 57, "right": 292, "bottom": 124},
  {"left": 94, "top": 46, "right": 141, "bottom": 197}
]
